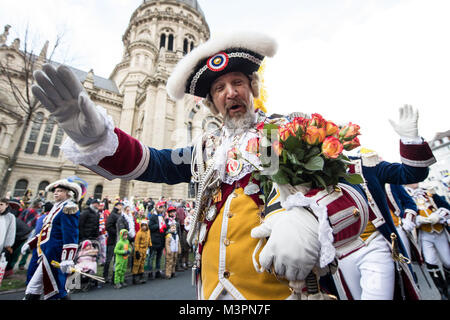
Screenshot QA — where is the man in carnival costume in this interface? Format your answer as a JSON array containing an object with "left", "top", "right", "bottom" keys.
[
  {"left": 334, "top": 143, "right": 435, "bottom": 300},
  {"left": 22, "top": 177, "right": 82, "bottom": 300},
  {"left": 32, "top": 32, "right": 435, "bottom": 300},
  {"left": 405, "top": 183, "right": 450, "bottom": 299}
]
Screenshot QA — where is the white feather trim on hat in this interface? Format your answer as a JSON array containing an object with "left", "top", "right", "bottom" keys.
[
  {"left": 46, "top": 179, "right": 82, "bottom": 202},
  {"left": 166, "top": 31, "right": 278, "bottom": 100}
]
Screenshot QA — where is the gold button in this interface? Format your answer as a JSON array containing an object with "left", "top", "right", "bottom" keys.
[
  {"left": 227, "top": 212, "right": 234, "bottom": 218},
  {"left": 353, "top": 208, "right": 360, "bottom": 217},
  {"left": 223, "top": 271, "right": 230, "bottom": 278},
  {"left": 224, "top": 239, "right": 230, "bottom": 246}
]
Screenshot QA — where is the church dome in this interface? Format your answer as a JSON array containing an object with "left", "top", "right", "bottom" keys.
[{"left": 144, "top": 0, "right": 205, "bottom": 18}]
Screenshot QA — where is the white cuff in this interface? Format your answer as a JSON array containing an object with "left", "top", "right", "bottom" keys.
[
  {"left": 60, "top": 105, "right": 118, "bottom": 166},
  {"left": 400, "top": 136, "right": 423, "bottom": 145}
]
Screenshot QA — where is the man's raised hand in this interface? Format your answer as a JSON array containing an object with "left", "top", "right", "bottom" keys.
[{"left": 32, "top": 64, "right": 107, "bottom": 146}]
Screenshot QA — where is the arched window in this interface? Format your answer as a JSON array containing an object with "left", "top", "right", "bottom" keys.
[
  {"left": 51, "top": 127, "right": 64, "bottom": 157},
  {"left": 94, "top": 184, "right": 103, "bottom": 200},
  {"left": 13, "top": 179, "right": 28, "bottom": 197},
  {"left": 159, "top": 34, "right": 166, "bottom": 49},
  {"left": 168, "top": 34, "right": 174, "bottom": 51},
  {"left": 183, "top": 35, "right": 196, "bottom": 55},
  {"left": 25, "top": 112, "right": 44, "bottom": 154},
  {"left": 37, "top": 181, "right": 49, "bottom": 197},
  {"left": 38, "top": 116, "right": 56, "bottom": 155},
  {"left": 183, "top": 39, "right": 188, "bottom": 55}
]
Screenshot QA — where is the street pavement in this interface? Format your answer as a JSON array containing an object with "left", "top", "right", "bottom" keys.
[
  {"left": 0, "top": 262, "right": 443, "bottom": 300},
  {"left": 0, "top": 267, "right": 197, "bottom": 300}
]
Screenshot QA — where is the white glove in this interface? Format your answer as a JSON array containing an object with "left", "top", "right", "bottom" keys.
[
  {"left": 59, "top": 260, "right": 75, "bottom": 274},
  {"left": 415, "top": 215, "right": 430, "bottom": 226},
  {"left": 32, "top": 64, "right": 108, "bottom": 147},
  {"left": 388, "top": 104, "right": 420, "bottom": 141},
  {"left": 251, "top": 209, "right": 320, "bottom": 281},
  {"left": 20, "top": 243, "right": 29, "bottom": 255},
  {"left": 401, "top": 217, "right": 416, "bottom": 232},
  {"left": 427, "top": 211, "right": 442, "bottom": 225},
  {"left": 435, "top": 207, "right": 450, "bottom": 219}
]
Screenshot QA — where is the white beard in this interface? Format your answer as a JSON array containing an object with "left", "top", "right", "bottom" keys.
[{"left": 223, "top": 104, "right": 256, "bottom": 136}]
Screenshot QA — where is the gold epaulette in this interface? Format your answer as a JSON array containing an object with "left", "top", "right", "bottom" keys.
[{"left": 63, "top": 201, "right": 79, "bottom": 215}]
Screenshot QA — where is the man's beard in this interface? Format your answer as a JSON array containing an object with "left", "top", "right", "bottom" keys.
[{"left": 223, "top": 100, "right": 256, "bottom": 135}]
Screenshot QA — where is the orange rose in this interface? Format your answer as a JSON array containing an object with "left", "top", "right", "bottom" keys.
[
  {"left": 339, "top": 122, "right": 361, "bottom": 141},
  {"left": 272, "top": 140, "right": 283, "bottom": 156},
  {"left": 325, "top": 121, "right": 339, "bottom": 137},
  {"left": 304, "top": 126, "right": 326, "bottom": 145},
  {"left": 343, "top": 136, "right": 361, "bottom": 151},
  {"left": 292, "top": 117, "right": 307, "bottom": 133},
  {"left": 308, "top": 113, "right": 326, "bottom": 128},
  {"left": 246, "top": 137, "right": 259, "bottom": 154},
  {"left": 279, "top": 123, "right": 295, "bottom": 141},
  {"left": 322, "top": 136, "right": 344, "bottom": 159}
]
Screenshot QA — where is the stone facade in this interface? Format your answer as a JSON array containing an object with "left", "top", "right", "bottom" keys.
[
  {"left": 421, "top": 131, "right": 450, "bottom": 201},
  {"left": 0, "top": 0, "right": 221, "bottom": 202}
]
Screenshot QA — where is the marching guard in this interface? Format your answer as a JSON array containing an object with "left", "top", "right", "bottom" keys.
[
  {"left": 406, "top": 184, "right": 450, "bottom": 299},
  {"left": 23, "top": 178, "right": 81, "bottom": 300}
]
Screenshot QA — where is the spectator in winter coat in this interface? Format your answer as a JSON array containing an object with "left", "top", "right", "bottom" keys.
[
  {"left": 0, "top": 198, "right": 16, "bottom": 276},
  {"left": 103, "top": 202, "right": 123, "bottom": 283},
  {"left": 147, "top": 201, "right": 167, "bottom": 279},
  {"left": 3, "top": 215, "right": 32, "bottom": 278},
  {"left": 19, "top": 199, "right": 43, "bottom": 229},
  {"left": 120, "top": 205, "right": 136, "bottom": 242},
  {"left": 78, "top": 198, "right": 100, "bottom": 242}
]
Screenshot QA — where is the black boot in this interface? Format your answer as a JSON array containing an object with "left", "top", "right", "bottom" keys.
[
  {"left": 427, "top": 263, "right": 448, "bottom": 300},
  {"left": 132, "top": 274, "right": 138, "bottom": 285},
  {"left": 155, "top": 270, "right": 161, "bottom": 279},
  {"left": 148, "top": 272, "right": 154, "bottom": 280},
  {"left": 139, "top": 273, "right": 146, "bottom": 284},
  {"left": 23, "top": 294, "right": 41, "bottom": 300}
]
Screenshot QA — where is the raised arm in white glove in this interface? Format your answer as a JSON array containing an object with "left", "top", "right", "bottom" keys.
[
  {"left": 388, "top": 104, "right": 421, "bottom": 143},
  {"left": 32, "top": 64, "right": 108, "bottom": 147},
  {"left": 251, "top": 204, "right": 320, "bottom": 281}
]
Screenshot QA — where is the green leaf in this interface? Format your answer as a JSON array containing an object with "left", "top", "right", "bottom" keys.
[
  {"left": 280, "top": 165, "right": 296, "bottom": 177},
  {"left": 284, "top": 135, "right": 302, "bottom": 150},
  {"left": 305, "top": 146, "right": 321, "bottom": 161},
  {"left": 271, "top": 169, "right": 290, "bottom": 185},
  {"left": 287, "top": 152, "right": 301, "bottom": 165},
  {"left": 294, "top": 148, "right": 305, "bottom": 161},
  {"left": 343, "top": 173, "right": 364, "bottom": 185},
  {"left": 304, "top": 155, "right": 324, "bottom": 171}
]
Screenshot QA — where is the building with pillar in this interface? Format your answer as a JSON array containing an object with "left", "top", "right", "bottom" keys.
[{"left": 0, "top": 0, "right": 221, "bottom": 203}]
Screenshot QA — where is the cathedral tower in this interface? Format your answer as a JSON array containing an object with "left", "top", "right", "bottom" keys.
[{"left": 110, "top": 0, "right": 220, "bottom": 199}]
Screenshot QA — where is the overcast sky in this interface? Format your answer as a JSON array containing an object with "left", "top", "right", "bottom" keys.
[{"left": 1, "top": 0, "right": 449, "bottom": 162}]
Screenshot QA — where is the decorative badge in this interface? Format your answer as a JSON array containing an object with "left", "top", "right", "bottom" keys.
[
  {"left": 226, "top": 158, "right": 243, "bottom": 177},
  {"left": 207, "top": 52, "right": 229, "bottom": 72}
]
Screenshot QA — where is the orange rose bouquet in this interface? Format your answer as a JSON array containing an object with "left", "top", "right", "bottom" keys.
[{"left": 253, "top": 113, "right": 363, "bottom": 200}]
